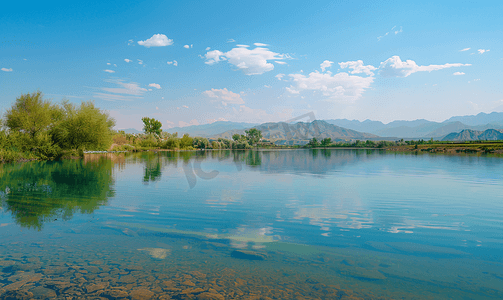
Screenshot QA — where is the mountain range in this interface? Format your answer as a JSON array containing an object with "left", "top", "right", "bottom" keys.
[
  {"left": 212, "top": 120, "right": 377, "bottom": 144},
  {"left": 121, "top": 112, "right": 503, "bottom": 142},
  {"left": 164, "top": 121, "right": 260, "bottom": 137},
  {"left": 325, "top": 112, "right": 503, "bottom": 138},
  {"left": 442, "top": 129, "right": 503, "bottom": 141}
]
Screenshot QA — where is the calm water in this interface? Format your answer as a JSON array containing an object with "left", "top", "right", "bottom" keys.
[{"left": 1, "top": 149, "right": 502, "bottom": 299}]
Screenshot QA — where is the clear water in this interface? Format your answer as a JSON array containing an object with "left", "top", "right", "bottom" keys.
[{"left": 1, "top": 149, "right": 502, "bottom": 299}]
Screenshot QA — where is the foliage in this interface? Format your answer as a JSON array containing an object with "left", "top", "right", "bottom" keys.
[
  {"left": 51, "top": 100, "right": 115, "bottom": 151},
  {"left": 307, "top": 137, "right": 320, "bottom": 147},
  {"left": 139, "top": 134, "right": 159, "bottom": 148},
  {"left": 4, "top": 91, "right": 61, "bottom": 139},
  {"left": 245, "top": 128, "right": 262, "bottom": 145},
  {"left": 142, "top": 117, "right": 163, "bottom": 136},
  {"left": 180, "top": 134, "right": 194, "bottom": 149},
  {"left": 193, "top": 137, "right": 209, "bottom": 149},
  {"left": 161, "top": 137, "right": 181, "bottom": 149},
  {"left": 320, "top": 138, "right": 332, "bottom": 147}
]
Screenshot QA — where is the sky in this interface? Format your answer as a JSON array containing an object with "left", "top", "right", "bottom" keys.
[{"left": 1, "top": 0, "right": 502, "bottom": 130}]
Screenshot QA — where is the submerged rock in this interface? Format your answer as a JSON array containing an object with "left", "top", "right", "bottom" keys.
[
  {"left": 130, "top": 288, "right": 154, "bottom": 300},
  {"left": 230, "top": 250, "right": 268, "bottom": 261},
  {"left": 196, "top": 292, "right": 225, "bottom": 300}
]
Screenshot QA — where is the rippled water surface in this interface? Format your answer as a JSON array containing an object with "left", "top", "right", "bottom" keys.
[{"left": 1, "top": 149, "right": 502, "bottom": 299}]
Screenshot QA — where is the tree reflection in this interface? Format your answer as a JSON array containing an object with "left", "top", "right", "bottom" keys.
[
  {"left": 143, "top": 153, "right": 162, "bottom": 183},
  {"left": 0, "top": 159, "right": 115, "bottom": 230},
  {"left": 246, "top": 150, "right": 262, "bottom": 167}
]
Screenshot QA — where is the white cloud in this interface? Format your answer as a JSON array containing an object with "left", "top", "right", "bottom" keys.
[
  {"left": 104, "top": 69, "right": 115, "bottom": 73},
  {"left": 379, "top": 56, "right": 471, "bottom": 77},
  {"left": 94, "top": 79, "right": 148, "bottom": 101},
  {"left": 285, "top": 86, "right": 300, "bottom": 94},
  {"left": 453, "top": 72, "right": 465, "bottom": 75},
  {"left": 101, "top": 79, "right": 148, "bottom": 95},
  {"left": 184, "top": 45, "right": 190, "bottom": 49},
  {"left": 114, "top": 64, "right": 117, "bottom": 67},
  {"left": 204, "top": 46, "right": 287, "bottom": 75},
  {"left": 137, "top": 59, "right": 143, "bottom": 65},
  {"left": 205, "top": 47, "right": 210, "bottom": 50},
  {"left": 460, "top": 48, "right": 470, "bottom": 52},
  {"left": 167, "top": 60, "right": 178, "bottom": 66},
  {"left": 203, "top": 88, "right": 245, "bottom": 105},
  {"left": 182, "top": 105, "right": 189, "bottom": 108},
  {"left": 227, "top": 39, "right": 235, "bottom": 43},
  {"left": 320, "top": 60, "right": 334, "bottom": 72},
  {"left": 138, "top": 34, "right": 173, "bottom": 47},
  {"left": 207, "top": 117, "right": 228, "bottom": 123},
  {"left": 264, "top": 85, "right": 271, "bottom": 88},
  {"left": 275, "top": 61, "right": 287, "bottom": 65},
  {"left": 254, "top": 43, "right": 268, "bottom": 46},
  {"left": 107, "top": 62, "right": 111, "bottom": 65},
  {"left": 288, "top": 70, "right": 374, "bottom": 102},
  {"left": 1, "top": 68, "right": 13, "bottom": 72},
  {"left": 124, "top": 59, "right": 131, "bottom": 63},
  {"left": 474, "top": 79, "right": 480, "bottom": 81},
  {"left": 149, "top": 83, "right": 161, "bottom": 89},
  {"left": 236, "top": 44, "right": 250, "bottom": 48},
  {"left": 275, "top": 73, "right": 285, "bottom": 80},
  {"left": 339, "top": 60, "right": 376, "bottom": 76},
  {"left": 378, "top": 26, "right": 402, "bottom": 41},
  {"left": 179, "top": 119, "right": 199, "bottom": 127},
  {"left": 128, "top": 39, "right": 134, "bottom": 45},
  {"left": 204, "top": 50, "right": 226, "bottom": 65},
  {"left": 478, "top": 49, "right": 490, "bottom": 54}
]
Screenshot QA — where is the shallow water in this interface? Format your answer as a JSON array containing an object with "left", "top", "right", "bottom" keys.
[{"left": 1, "top": 149, "right": 502, "bottom": 299}]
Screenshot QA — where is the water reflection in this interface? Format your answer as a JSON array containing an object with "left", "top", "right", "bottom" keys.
[{"left": 0, "top": 158, "right": 115, "bottom": 230}]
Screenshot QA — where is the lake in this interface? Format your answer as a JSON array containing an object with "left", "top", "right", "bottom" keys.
[{"left": 1, "top": 149, "right": 502, "bottom": 299}]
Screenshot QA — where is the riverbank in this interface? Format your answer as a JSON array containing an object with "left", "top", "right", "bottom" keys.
[{"left": 384, "top": 142, "right": 503, "bottom": 154}]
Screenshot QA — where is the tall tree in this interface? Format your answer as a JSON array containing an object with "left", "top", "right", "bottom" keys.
[
  {"left": 52, "top": 100, "right": 115, "bottom": 150},
  {"left": 245, "top": 128, "right": 262, "bottom": 145},
  {"left": 4, "top": 91, "right": 61, "bottom": 138},
  {"left": 142, "top": 117, "right": 163, "bottom": 136},
  {"left": 321, "top": 138, "right": 332, "bottom": 147}
]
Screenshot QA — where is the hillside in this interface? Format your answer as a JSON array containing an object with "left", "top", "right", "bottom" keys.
[
  {"left": 212, "top": 120, "right": 377, "bottom": 143},
  {"left": 442, "top": 129, "right": 503, "bottom": 141},
  {"left": 165, "top": 121, "right": 259, "bottom": 137}
]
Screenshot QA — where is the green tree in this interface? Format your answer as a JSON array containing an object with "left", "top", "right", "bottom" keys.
[
  {"left": 52, "top": 101, "right": 115, "bottom": 151},
  {"left": 320, "top": 137, "right": 332, "bottom": 147},
  {"left": 142, "top": 117, "right": 163, "bottom": 136},
  {"left": 193, "top": 137, "right": 209, "bottom": 149},
  {"left": 232, "top": 133, "right": 241, "bottom": 141},
  {"left": 245, "top": 128, "right": 262, "bottom": 145},
  {"left": 180, "top": 134, "right": 194, "bottom": 149},
  {"left": 307, "top": 137, "right": 320, "bottom": 147},
  {"left": 4, "top": 91, "right": 61, "bottom": 139}
]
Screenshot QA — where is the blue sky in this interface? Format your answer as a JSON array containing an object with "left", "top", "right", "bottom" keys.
[{"left": 1, "top": 0, "right": 502, "bottom": 130}]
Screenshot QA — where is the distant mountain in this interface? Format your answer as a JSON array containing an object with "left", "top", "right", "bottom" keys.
[
  {"left": 165, "top": 121, "right": 259, "bottom": 137},
  {"left": 424, "top": 122, "right": 474, "bottom": 138},
  {"left": 325, "top": 119, "right": 387, "bottom": 133},
  {"left": 118, "top": 128, "right": 141, "bottom": 134},
  {"left": 442, "top": 129, "right": 503, "bottom": 141},
  {"left": 213, "top": 120, "right": 377, "bottom": 142},
  {"left": 444, "top": 112, "right": 503, "bottom": 126},
  {"left": 326, "top": 113, "right": 503, "bottom": 138}
]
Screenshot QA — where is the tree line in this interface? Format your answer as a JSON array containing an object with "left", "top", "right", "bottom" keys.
[
  {"left": 0, "top": 92, "right": 264, "bottom": 162},
  {"left": 1, "top": 92, "right": 115, "bottom": 162}
]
